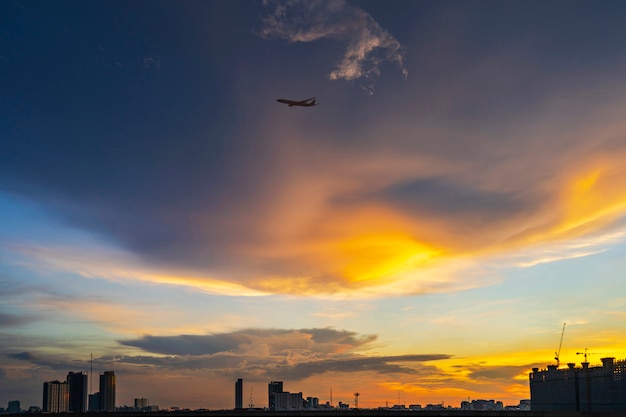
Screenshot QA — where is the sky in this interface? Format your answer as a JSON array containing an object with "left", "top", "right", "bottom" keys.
[{"left": 2, "top": 0, "right": 626, "bottom": 410}]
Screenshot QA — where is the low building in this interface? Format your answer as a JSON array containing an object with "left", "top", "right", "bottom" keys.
[
  {"left": 305, "top": 397, "right": 319, "bottom": 409},
  {"left": 530, "top": 357, "right": 626, "bottom": 411},
  {"left": 7, "top": 401, "right": 20, "bottom": 414},
  {"left": 273, "top": 391, "right": 304, "bottom": 411},
  {"left": 461, "top": 399, "right": 503, "bottom": 411}
]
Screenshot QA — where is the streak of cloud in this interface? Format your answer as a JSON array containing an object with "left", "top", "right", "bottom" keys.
[
  {"left": 259, "top": 0, "right": 407, "bottom": 93},
  {"left": 8, "top": 328, "right": 451, "bottom": 382},
  {"left": 0, "top": 312, "right": 36, "bottom": 328},
  {"left": 113, "top": 328, "right": 451, "bottom": 380},
  {"left": 119, "top": 328, "right": 378, "bottom": 356},
  {"left": 466, "top": 364, "right": 537, "bottom": 381}
]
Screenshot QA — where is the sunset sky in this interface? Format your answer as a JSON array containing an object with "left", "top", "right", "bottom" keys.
[{"left": 2, "top": 0, "right": 626, "bottom": 410}]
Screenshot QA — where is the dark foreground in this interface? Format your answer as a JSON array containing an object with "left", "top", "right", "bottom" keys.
[{"left": 10, "top": 411, "right": 626, "bottom": 417}]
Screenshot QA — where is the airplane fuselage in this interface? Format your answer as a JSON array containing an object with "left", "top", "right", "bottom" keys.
[{"left": 276, "top": 97, "right": 317, "bottom": 107}]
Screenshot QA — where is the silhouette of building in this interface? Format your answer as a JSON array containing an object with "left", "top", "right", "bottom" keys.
[
  {"left": 99, "top": 371, "right": 116, "bottom": 411},
  {"left": 235, "top": 379, "right": 243, "bottom": 409},
  {"left": 88, "top": 393, "right": 100, "bottom": 412},
  {"left": 273, "top": 392, "right": 304, "bottom": 411},
  {"left": 129, "top": 398, "right": 158, "bottom": 412},
  {"left": 530, "top": 357, "right": 626, "bottom": 411},
  {"left": 7, "top": 401, "right": 21, "bottom": 414},
  {"left": 305, "top": 397, "right": 319, "bottom": 409},
  {"left": 43, "top": 380, "right": 69, "bottom": 412},
  {"left": 67, "top": 371, "right": 88, "bottom": 413},
  {"left": 134, "top": 398, "right": 148, "bottom": 409},
  {"left": 267, "top": 381, "right": 283, "bottom": 411},
  {"left": 460, "top": 399, "right": 503, "bottom": 411}
]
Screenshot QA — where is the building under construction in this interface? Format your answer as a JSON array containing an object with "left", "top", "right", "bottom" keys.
[{"left": 529, "top": 357, "right": 626, "bottom": 411}]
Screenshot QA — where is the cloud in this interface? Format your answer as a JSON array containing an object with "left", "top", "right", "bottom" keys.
[
  {"left": 335, "top": 176, "right": 535, "bottom": 238},
  {"left": 467, "top": 364, "right": 536, "bottom": 381},
  {"left": 274, "top": 354, "right": 450, "bottom": 381},
  {"left": 119, "top": 328, "right": 377, "bottom": 356},
  {"left": 0, "top": 312, "right": 36, "bottom": 328},
  {"left": 113, "top": 328, "right": 451, "bottom": 381},
  {"left": 259, "top": 0, "right": 407, "bottom": 92},
  {"left": 5, "top": 6, "right": 626, "bottom": 299},
  {"left": 8, "top": 352, "right": 38, "bottom": 361},
  {"left": 4, "top": 351, "right": 80, "bottom": 371},
  {"left": 7, "top": 328, "right": 451, "bottom": 383}
]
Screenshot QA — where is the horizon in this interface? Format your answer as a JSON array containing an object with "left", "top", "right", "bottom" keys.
[
  {"left": 13, "top": 357, "right": 620, "bottom": 411},
  {"left": 3, "top": 0, "right": 626, "bottom": 411}
]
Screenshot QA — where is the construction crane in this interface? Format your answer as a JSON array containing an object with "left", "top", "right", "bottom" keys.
[
  {"left": 576, "top": 348, "right": 596, "bottom": 363},
  {"left": 554, "top": 322, "right": 566, "bottom": 367}
]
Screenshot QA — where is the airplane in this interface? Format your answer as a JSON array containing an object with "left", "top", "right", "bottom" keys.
[{"left": 276, "top": 97, "right": 317, "bottom": 107}]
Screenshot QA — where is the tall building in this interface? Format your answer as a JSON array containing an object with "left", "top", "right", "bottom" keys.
[
  {"left": 99, "top": 371, "right": 116, "bottom": 411},
  {"left": 268, "top": 381, "right": 283, "bottom": 411},
  {"left": 530, "top": 357, "right": 626, "bottom": 411},
  {"left": 67, "top": 371, "right": 88, "bottom": 413},
  {"left": 43, "top": 380, "right": 69, "bottom": 413},
  {"left": 235, "top": 378, "right": 243, "bottom": 409}
]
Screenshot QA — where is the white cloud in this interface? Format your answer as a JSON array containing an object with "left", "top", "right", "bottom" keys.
[{"left": 260, "top": 0, "right": 407, "bottom": 92}]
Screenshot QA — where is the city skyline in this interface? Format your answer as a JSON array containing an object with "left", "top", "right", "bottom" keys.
[
  {"left": 3, "top": 0, "right": 626, "bottom": 411},
  {"left": 8, "top": 372, "right": 534, "bottom": 412}
]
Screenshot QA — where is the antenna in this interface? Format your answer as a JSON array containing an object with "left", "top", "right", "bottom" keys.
[
  {"left": 354, "top": 393, "right": 359, "bottom": 409},
  {"left": 248, "top": 386, "right": 254, "bottom": 408},
  {"left": 330, "top": 388, "right": 333, "bottom": 407},
  {"left": 554, "top": 322, "right": 566, "bottom": 367}
]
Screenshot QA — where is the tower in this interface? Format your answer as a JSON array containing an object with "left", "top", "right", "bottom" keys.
[
  {"left": 235, "top": 379, "right": 243, "bottom": 409},
  {"left": 99, "top": 371, "right": 116, "bottom": 411}
]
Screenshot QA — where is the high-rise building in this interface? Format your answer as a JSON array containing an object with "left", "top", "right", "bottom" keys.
[
  {"left": 43, "top": 380, "right": 69, "bottom": 413},
  {"left": 67, "top": 372, "right": 88, "bottom": 413},
  {"left": 235, "top": 379, "right": 243, "bottom": 409},
  {"left": 268, "top": 381, "right": 283, "bottom": 411},
  {"left": 99, "top": 371, "right": 116, "bottom": 411}
]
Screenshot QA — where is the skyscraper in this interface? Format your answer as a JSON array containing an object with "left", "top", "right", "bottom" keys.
[
  {"left": 43, "top": 380, "right": 69, "bottom": 412},
  {"left": 268, "top": 381, "right": 283, "bottom": 411},
  {"left": 235, "top": 379, "right": 243, "bottom": 409},
  {"left": 67, "top": 372, "right": 88, "bottom": 413},
  {"left": 99, "top": 371, "right": 116, "bottom": 411}
]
